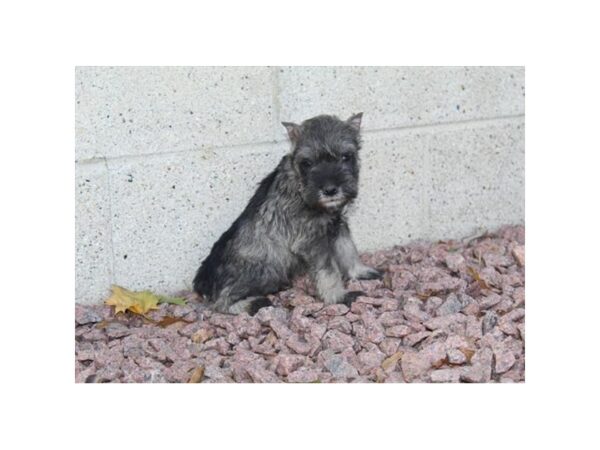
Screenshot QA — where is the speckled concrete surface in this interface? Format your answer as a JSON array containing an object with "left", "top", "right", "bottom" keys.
[
  {"left": 277, "top": 66, "right": 524, "bottom": 130},
  {"left": 75, "top": 225, "right": 525, "bottom": 383},
  {"left": 75, "top": 67, "right": 280, "bottom": 160},
  {"left": 75, "top": 163, "right": 113, "bottom": 304}
]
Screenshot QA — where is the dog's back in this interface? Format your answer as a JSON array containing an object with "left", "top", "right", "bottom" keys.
[{"left": 193, "top": 166, "right": 280, "bottom": 302}]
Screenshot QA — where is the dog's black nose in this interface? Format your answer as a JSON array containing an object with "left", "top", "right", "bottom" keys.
[{"left": 322, "top": 186, "right": 338, "bottom": 197}]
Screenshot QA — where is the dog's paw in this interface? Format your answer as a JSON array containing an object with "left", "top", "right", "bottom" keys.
[
  {"left": 342, "top": 291, "right": 366, "bottom": 306},
  {"left": 229, "top": 297, "right": 273, "bottom": 315},
  {"left": 355, "top": 267, "right": 383, "bottom": 280},
  {"left": 248, "top": 297, "right": 273, "bottom": 316}
]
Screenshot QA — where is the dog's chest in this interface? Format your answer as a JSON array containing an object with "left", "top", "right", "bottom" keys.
[{"left": 287, "top": 213, "right": 339, "bottom": 253}]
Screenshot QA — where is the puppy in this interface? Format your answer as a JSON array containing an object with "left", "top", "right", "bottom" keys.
[{"left": 193, "top": 113, "right": 381, "bottom": 314}]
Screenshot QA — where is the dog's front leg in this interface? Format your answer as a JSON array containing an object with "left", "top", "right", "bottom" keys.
[
  {"left": 334, "top": 221, "right": 382, "bottom": 280},
  {"left": 311, "top": 254, "right": 365, "bottom": 306},
  {"left": 313, "top": 255, "right": 346, "bottom": 305}
]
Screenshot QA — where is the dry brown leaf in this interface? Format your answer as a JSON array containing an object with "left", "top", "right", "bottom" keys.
[
  {"left": 188, "top": 366, "right": 205, "bottom": 383},
  {"left": 381, "top": 351, "right": 403, "bottom": 371},
  {"left": 95, "top": 320, "right": 112, "bottom": 329},
  {"left": 265, "top": 331, "right": 278, "bottom": 346},
  {"left": 191, "top": 328, "right": 214, "bottom": 344},
  {"left": 467, "top": 266, "right": 502, "bottom": 294},
  {"left": 382, "top": 272, "right": 393, "bottom": 290},
  {"left": 431, "top": 357, "right": 449, "bottom": 369},
  {"left": 466, "top": 266, "right": 491, "bottom": 290},
  {"left": 459, "top": 348, "right": 475, "bottom": 363},
  {"left": 415, "top": 292, "right": 433, "bottom": 301},
  {"left": 156, "top": 316, "right": 193, "bottom": 328},
  {"left": 375, "top": 368, "right": 387, "bottom": 383}
]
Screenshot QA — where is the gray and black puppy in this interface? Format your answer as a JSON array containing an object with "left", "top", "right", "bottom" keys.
[{"left": 193, "top": 113, "right": 381, "bottom": 315}]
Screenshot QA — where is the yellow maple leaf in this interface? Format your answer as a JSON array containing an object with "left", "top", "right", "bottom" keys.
[{"left": 105, "top": 285, "right": 160, "bottom": 315}]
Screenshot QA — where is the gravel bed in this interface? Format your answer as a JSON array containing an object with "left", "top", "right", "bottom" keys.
[{"left": 75, "top": 225, "right": 525, "bottom": 383}]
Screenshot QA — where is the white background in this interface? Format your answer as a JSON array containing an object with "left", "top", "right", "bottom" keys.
[{"left": 1, "top": 1, "right": 598, "bottom": 449}]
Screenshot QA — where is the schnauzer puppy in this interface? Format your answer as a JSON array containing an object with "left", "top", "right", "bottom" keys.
[{"left": 193, "top": 113, "right": 381, "bottom": 315}]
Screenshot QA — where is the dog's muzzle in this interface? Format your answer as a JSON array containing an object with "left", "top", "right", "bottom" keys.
[{"left": 318, "top": 190, "right": 347, "bottom": 212}]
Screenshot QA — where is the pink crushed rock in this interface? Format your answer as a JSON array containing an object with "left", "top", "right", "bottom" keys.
[{"left": 75, "top": 224, "right": 525, "bottom": 383}]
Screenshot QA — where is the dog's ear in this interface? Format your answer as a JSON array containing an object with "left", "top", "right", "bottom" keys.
[
  {"left": 282, "top": 121, "right": 301, "bottom": 142},
  {"left": 346, "top": 112, "right": 363, "bottom": 131}
]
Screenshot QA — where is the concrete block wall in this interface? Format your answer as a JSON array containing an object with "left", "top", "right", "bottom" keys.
[{"left": 75, "top": 66, "right": 524, "bottom": 304}]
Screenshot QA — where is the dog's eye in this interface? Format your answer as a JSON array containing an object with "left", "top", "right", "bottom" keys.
[
  {"left": 341, "top": 153, "right": 352, "bottom": 162},
  {"left": 300, "top": 159, "right": 313, "bottom": 169}
]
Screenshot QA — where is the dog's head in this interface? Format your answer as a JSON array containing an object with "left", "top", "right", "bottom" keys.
[{"left": 283, "top": 113, "right": 363, "bottom": 213}]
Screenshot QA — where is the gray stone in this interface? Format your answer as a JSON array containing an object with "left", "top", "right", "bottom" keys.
[
  {"left": 482, "top": 311, "right": 498, "bottom": 335},
  {"left": 447, "top": 348, "right": 467, "bottom": 365},
  {"left": 436, "top": 293, "right": 470, "bottom": 316},
  {"left": 323, "top": 354, "right": 359, "bottom": 379}
]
